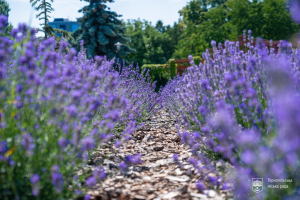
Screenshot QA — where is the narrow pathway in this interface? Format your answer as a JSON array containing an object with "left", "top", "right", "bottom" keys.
[{"left": 83, "top": 110, "right": 229, "bottom": 200}]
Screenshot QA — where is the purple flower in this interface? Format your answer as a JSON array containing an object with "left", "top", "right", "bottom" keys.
[
  {"left": 58, "top": 138, "right": 69, "bottom": 149},
  {"left": 16, "top": 84, "right": 23, "bottom": 93},
  {"left": 0, "top": 140, "right": 8, "bottom": 154},
  {"left": 0, "top": 15, "right": 8, "bottom": 29},
  {"left": 80, "top": 40, "right": 84, "bottom": 46},
  {"left": 241, "top": 150, "right": 256, "bottom": 165},
  {"left": 114, "top": 141, "right": 122, "bottom": 148},
  {"left": 235, "top": 129, "right": 260, "bottom": 146},
  {"left": 9, "top": 160, "right": 14, "bottom": 166},
  {"left": 86, "top": 176, "right": 96, "bottom": 187},
  {"left": 84, "top": 194, "right": 91, "bottom": 200},
  {"left": 172, "top": 154, "right": 179, "bottom": 162},
  {"left": 222, "top": 182, "right": 231, "bottom": 190},
  {"left": 211, "top": 40, "right": 216, "bottom": 47},
  {"left": 30, "top": 174, "right": 40, "bottom": 196},
  {"left": 196, "top": 181, "right": 206, "bottom": 192},
  {"left": 119, "top": 162, "right": 128, "bottom": 171},
  {"left": 104, "top": 110, "right": 120, "bottom": 122},
  {"left": 21, "top": 133, "right": 34, "bottom": 153},
  {"left": 290, "top": 0, "right": 300, "bottom": 23},
  {"left": 81, "top": 137, "right": 95, "bottom": 152},
  {"left": 52, "top": 165, "right": 60, "bottom": 173},
  {"left": 208, "top": 175, "right": 218, "bottom": 185},
  {"left": 125, "top": 154, "right": 142, "bottom": 165},
  {"left": 51, "top": 171, "right": 64, "bottom": 193},
  {"left": 30, "top": 174, "right": 40, "bottom": 184},
  {"left": 270, "top": 161, "right": 286, "bottom": 179},
  {"left": 66, "top": 104, "right": 78, "bottom": 117},
  {"left": 93, "top": 167, "right": 106, "bottom": 180},
  {"left": 71, "top": 90, "right": 82, "bottom": 99}
]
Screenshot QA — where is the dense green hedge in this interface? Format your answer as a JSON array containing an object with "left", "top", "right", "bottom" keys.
[
  {"left": 141, "top": 64, "right": 169, "bottom": 92},
  {"left": 169, "top": 59, "right": 177, "bottom": 79},
  {"left": 141, "top": 64, "right": 169, "bottom": 80},
  {"left": 193, "top": 56, "right": 202, "bottom": 66},
  {"left": 142, "top": 57, "right": 201, "bottom": 91}
]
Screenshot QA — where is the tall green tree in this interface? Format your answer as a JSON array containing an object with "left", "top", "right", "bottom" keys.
[
  {"left": 261, "top": 0, "right": 299, "bottom": 40},
  {"left": 123, "top": 19, "right": 146, "bottom": 66},
  {"left": 173, "top": 0, "right": 228, "bottom": 58},
  {"left": 225, "top": 0, "right": 298, "bottom": 40},
  {"left": 172, "top": 0, "right": 299, "bottom": 59},
  {"left": 0, "top": 0, "right": 9, "bottom": 17},
  {"left": 199, "top": 6, "right": 236, "bottom": 44},
  {"left": 0, "top": 0, "right": 12, "bottom": 35},
  {"left": 30, "top": 0, "right": 54, "bottom": 39},
  {"left": 124, "top": 19, "right": 182, "bottom": 66},
  {"left": 72, "top": 0, "right": 134, "bottom": 59},
  {"left": 172, "top": 31, "right": 208, "bottom": 59},
  {"left": 155, "top": 20, "right": 165, "bottom": 33}
]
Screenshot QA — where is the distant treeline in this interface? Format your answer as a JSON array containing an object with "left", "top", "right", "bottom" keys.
[{"left": 124, "top": 0, "right": 299, "bottom": 66}]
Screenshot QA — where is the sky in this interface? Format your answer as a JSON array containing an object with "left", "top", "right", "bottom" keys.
[{"left": 8, "top": 0, "right": 189, "bottom": 37}]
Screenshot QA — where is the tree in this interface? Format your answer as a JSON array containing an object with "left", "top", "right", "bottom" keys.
[
  {"left": 173, "top": 32, "right": 208, "bottom": 59},
  {"left": 124, "top": 19, "right": 182, "bottom": 66},
  {"left": 155, "top": 20, "right": 165, "bottom": 33},
  {"left": 0, "top": 0, "right": 12, "bottom": 35},
  {"left": 225, "top": 0, "right": 298, "bottom": 40},
  {"left": 178, "top": 0, "right": 209, "bottom": 25},
  {"left": 0, "top": 0, "right": 10, "bottom": 17},
  {"left": 72, "top": 0, "right": 134, "bottom": 59},
  {"left": 172, "top": 0, "right": 299, "bottom": 59},
  {"left": 261, "top": 0, "right": 298, "bottom": 40},
  {"left": 173, "top": 0, "right": 228, "bottom": 58},
  {"left": 199, "top": 6, "right": 236, "bottom": 44},
  {"left": 123, "top": 19, "right": 146, "bottom": 66},
  {"left": 30, "top": 0, "right": 54, "bottom": 39}
]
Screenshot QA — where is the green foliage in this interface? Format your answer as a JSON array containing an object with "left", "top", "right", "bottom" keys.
[
  {"left": 225, "top": 0, "right": 298, "bottom": 40},
  {"left": 0, "top": 0, "right": 12, "bottom": 36},
  {"left": 124, "top": 19, "right": 183, "bottom": 66},
  {"left": 178, "top": 0, "right": 210, "bottom": 25},
  {"left": 199, "top": 6, "right": 237, "bottom": 44},
  {"left": 172, "top": 0, "right": 299, "bottom": 59},
  {"left": 0, "top": 0, "right": 9, "bottom": 17},
  {"left": 173, "top": 0, "right": 223, "bottom": 58},
  {"left": 169, "top": 59, "right": 177, "bottom": 79},
  {"left": 141, "top": 64, "right": 169, "bottom": 92},
  {"left": 261, "top": 0, "right": 299, "bottom": 40},
  {"left": 72, "top": 0, "right": 134, "bottom": 59},
  {"left": 29, "top": 0, "right": 74, "bottom": 44},
  {"left": 30, "top": 0, "right": 55, "bottom": 39},
  {"left": 141, "top": 64, "right": 169, "bottom": 80},
  {"left": 193, "top": 56, "right": 202, "bottom": 66},
  {"left": 173, "top": 31, "right": 208, "bottom": 59}
]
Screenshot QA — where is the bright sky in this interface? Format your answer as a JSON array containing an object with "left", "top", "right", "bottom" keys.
[{"left": 8, "top": 0, "right": 189, "bottom": 37}]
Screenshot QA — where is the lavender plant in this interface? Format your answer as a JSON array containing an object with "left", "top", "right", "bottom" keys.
[
  {"left": 161, "top": 32, "right": 300, "bottom": 199},
  {"left": 0, "top": 15, "right": 157, "bottom": 199}
]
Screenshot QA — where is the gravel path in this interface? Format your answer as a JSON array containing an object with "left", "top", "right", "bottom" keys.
[{"left": 82, "top": 110, "right": 232, "bottom": 200}]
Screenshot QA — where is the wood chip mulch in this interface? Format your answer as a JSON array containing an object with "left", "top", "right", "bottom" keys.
[{"left": 81, "top": 110, "right": 233, "bottom": 200}]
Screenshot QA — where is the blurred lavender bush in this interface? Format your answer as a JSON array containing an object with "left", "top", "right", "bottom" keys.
[
  {"left": 0, "top": 15, "right": 157, "bottom": 199},
  {"left": 160, "top": 30, "right": 300, "bottom": 199}
]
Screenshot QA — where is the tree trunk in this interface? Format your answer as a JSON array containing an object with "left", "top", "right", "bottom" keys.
[{"left": 44, "top": 0, "right": 47, "bottom": 39}]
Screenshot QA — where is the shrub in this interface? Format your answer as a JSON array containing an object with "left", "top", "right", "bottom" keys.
[
  {"left": 193, "top": 56, "right": 202, "bottom": 66},
  {"left": 160, "top": 36, "right": 300, "bottom": 199},
  {"left": 0, "top": 15, "right": 158, "bottom": 200},
  {"left": 141, "top": 64, "right": 169, "bottom": 92},
  {"left": 169, "top": 59, "right": 177, "bottom": 79}
]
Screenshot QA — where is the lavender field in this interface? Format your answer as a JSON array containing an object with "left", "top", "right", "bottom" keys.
[{"left": 1, "top": 0, "right": 300, "bottom": 199}]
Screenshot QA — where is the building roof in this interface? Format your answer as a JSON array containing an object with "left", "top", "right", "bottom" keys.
[{"left": 54, "top": 18, "right": 69, "bottom": 22}]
